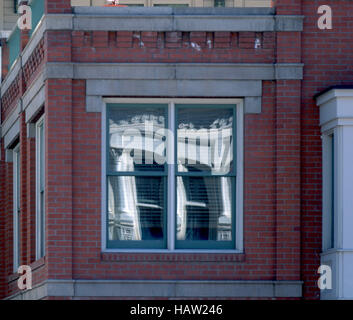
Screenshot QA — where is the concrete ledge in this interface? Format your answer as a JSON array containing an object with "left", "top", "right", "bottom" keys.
[
  {"left": 21, "top": 72, "right": 45, "bottom": 123},
  {"left": 44, "top": 63, "right": 74, "bottom": 80},
  {"left": 1, "top": 102, "right": 21, "bottom": 138},
  {"left": 25, "top": 86, "right": 45, "bottom": 123},
  {"left": 86, "top": 79, "right": 262, "bottom": 97},
  {"left": 245, "top": 97, "right": 262, "bottom": 114},
  {"left": 72, "top": 15, "right": 302, "bottom": 32},
  {"left": 22, "top": 73, "right": 45, "bottom": 111},
  {"left": 43, "top": 62, "right": 303, "bottom": 81},
  {"left": 86, "top": 95, "right": 105, "bottom": 113},
  {"left": 71, "top": 7, "right": 302, "bottom": 32},
  {"left": 7, "top": 279, "right": 303, "bottom": 300},
  {"left": 4, "top": 118, "right": 20, "bottom": 149},
  {"left": 275, "top": 63, "right": 304, "bottom": 80},
  {"left": 73, "top": 7, "right": 276, "bottom": 16},
  {"left": 275, "top": 15, "right": 304, "bottom": 32},
  {"left": 0, "top": 57, "right": 21, "bottom": 97},
  {"left": 44, "top": 14, "right": 74, "bottom": 30}
]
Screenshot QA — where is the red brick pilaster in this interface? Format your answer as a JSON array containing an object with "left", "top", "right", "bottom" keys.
[
  {"left": 45, "top": 0, "right": 71, "bottom": 14},
  {"left": 275, "top": 0, "right": 302, "bottom": 15},
  {"left": 274, "top": 80, "right": 301, "bottom": 281},
  {"left": 19, "top": 114, "right": 28, "bottom": 267},
  {"left": 45, "top": 78, "right": 73, "bottom": 280}
]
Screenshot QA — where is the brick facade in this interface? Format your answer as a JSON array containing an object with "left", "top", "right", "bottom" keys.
[{"left": 0, "top": 0, "right": 352, "bottom": 300}]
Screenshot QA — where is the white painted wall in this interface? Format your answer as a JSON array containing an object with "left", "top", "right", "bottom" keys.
[{"left": 317, "top": 88, "right": 353, "bottom": 300}]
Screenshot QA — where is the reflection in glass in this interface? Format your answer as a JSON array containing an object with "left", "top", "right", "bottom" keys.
[
  {"left": 177, "top": 107, "right": 233, "bottom": 175},
  {"left": 108, "top": 176, "right": 164, "bottom": 241},
  {"left": 177, "top": 176, "right": 232, "bottom": 241},
  {"left": 108, "top": 106, "right": 166, "bottom": 172}
]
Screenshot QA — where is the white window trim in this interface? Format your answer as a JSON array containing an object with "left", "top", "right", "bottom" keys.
[
  {"left": 35, "top": 115, "right": 45, "bottom": 260},
  {"left": 101, "top": 98, "right": 244, "bottom": 253},
  {"left": 13, "top": 143, "right": 20, "bottom": 272}
]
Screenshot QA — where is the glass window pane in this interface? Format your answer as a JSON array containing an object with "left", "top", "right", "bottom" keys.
[
  {"left": 177, "top": 106, "right": 234, "bottom": 175},
  {"left": 40, "top": 191, "right": 45, "bottom": 256},
  {"left": 108, "top": 105, "right": 167, "bottom": 172},
  {"left": 176, "top": 176, "right": 232, "bottom": 242},
  {"left": 13, "top": 147, "right": 21, "bottom": 271},
  {"left": 108, "top": 176, "right": 165, "bottom": 241}
]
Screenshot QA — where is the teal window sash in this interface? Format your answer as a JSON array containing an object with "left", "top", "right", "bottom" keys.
[
  {"left": 36, "top": 117, "right": 46, "bottom": 259},
  {"left": 174, "top": 104, "right": 236, "bottom": 250},
  {"left": 106, "top": 102, "right": 237, "bottom": 250},
  {"left": 106, "top": 104, "right": 169, "bottom": 249},
  {"left": 106, "top": 176, "right": 168, "bottom": 249},
  {"left": 174, "top": 176, "right": 236, "bottom": 250}
]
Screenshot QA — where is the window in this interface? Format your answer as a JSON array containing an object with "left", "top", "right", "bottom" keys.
[
  {"left": 13, "top": 144, "right": 20, "bottom": 272},
  {"left": 104, "top": 99, "right": 243, "bottom": 251},
  {"left": 36, "top": 116, "right": 45, "bottom": 259},
  {"left": 323, "top": 132, "right": 335, "bottom": 250},
  {"left": 214, "top": 0, "right": 225, "bottom": 7}
]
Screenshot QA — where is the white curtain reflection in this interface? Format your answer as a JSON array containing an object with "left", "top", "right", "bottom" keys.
[
  {"left": 176, "top": 176, "right": 232, "bottom": 241},
  {"left": 108, "top": 151, "right": 141, "bottom": 240},
  {"left": 176, "top": 112, "right": 233, "bottom": 241}
]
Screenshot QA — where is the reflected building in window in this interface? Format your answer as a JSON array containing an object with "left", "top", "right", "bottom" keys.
[{"left": 108, "top": 109, "right": 233, "bottom": 243}]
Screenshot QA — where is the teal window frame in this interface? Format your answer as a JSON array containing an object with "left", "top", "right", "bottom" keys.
[
  {"left": 105, "top": 101, "right": 238, "bottom": 251},
  {"left": 35, "top": 115, "right": 46, "bottom": 259}
]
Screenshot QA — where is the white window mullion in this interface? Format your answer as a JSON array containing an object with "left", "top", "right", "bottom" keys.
[{"left": 167, "top": 102, "right": 175, "bottom": 251}]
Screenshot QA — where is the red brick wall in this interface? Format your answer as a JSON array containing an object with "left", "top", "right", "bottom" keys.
[
  {"left": 300, "top": 0, "right": 353, "bottom": 299},
  {"left": 71, "top": 31, "right": 275, "bottom": 63},
  {"left": 0, "top": 14, "right": 300, "bottom": 299},
  {"left": 2, "top": 0, "right": 353, "bottom": 299}
]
